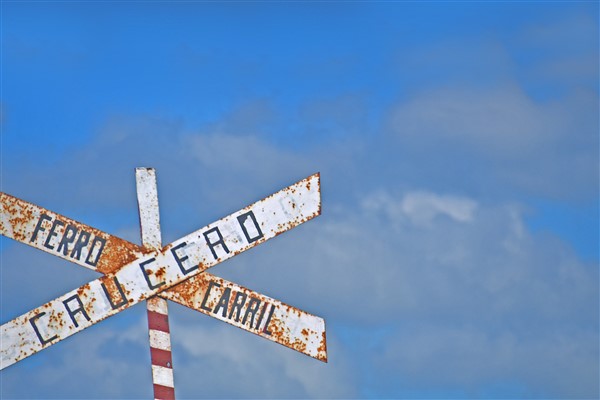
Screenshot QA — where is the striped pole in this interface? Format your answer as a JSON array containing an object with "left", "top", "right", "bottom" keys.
[{"left": 136, "top": 168, "right": 176, "bottom": 400}]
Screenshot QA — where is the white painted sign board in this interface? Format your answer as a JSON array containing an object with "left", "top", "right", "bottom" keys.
[{"left": 1, "top": 174, "right": 325, "bottom": 369}]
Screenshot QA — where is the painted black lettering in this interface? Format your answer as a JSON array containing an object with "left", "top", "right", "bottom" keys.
[
  {"left": 85, "top": 236, "right": 106, "bottom": 266},
  {"left": 262, "top": 304, "right": 276, "bottom": 335},
  {"left": 139, "top": 258, "right": 165, "bottom": 290},
  {"left": 237, "top": 211, "right": 264, "bottom": 244},
  {"left": 242, "top": 297, "right": 262, "bottom": 327},
  {"left": 62, "top": 294, "right": 90, "bottom": 328},
  {"left": 56, "top": 224, "right": 78, "bottom": 256},
  {"left": 228, "top": 291, "right": 247, "bottom": 322},
  {"left": 213, "top": 288, "right": 231, "bottom": 318},
  {"left": 100, "top": 276, "right": 128, "bottom": 309},
  {"left": 43, "top": 219, "right": 64, "bottom": 250},
  {"left": 70, "top": 231, "right": 91, "bottom": 260},
  {"left": 200, "top": 281, "right": 221, "bottom": 312},
  {"left": 203, "top": 227, "right": 229, "bottom": 260},
  {"left": 255, "top": 302, "right": 268, "bottom": 329},
  {"left": 171, "top": 242, "right": 197, "bottom": 275},
  {"left": 30, "top": 214, "right": 52, "bottom": 242},
  {"left": 29, "top": 312, "right": 58, "bottom": 345}
]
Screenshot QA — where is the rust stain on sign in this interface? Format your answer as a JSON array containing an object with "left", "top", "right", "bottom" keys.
[
  {"left": 1, "top": 174, "right": 325, "bottom": 369},
  {"left": 162, "top": 273, "right": 327, "bottom": 362},
  {"left": 0, "top": 192, "right": 150, "bottom": 274}
]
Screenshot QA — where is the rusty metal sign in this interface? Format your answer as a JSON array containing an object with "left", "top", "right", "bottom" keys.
[
  {"left": 0, "top": 180, "right": 326, "bottom": 363},
  {"left": 1, "top": 173, "right": 325, "bottom": 369}
]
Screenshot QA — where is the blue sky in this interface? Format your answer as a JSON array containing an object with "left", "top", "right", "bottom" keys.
[{"left": 1, "top": 2, "right": 598, "bottom": 399}]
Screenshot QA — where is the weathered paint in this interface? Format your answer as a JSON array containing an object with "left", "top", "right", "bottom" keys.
[
  {"left": 135, "top": 167, "right": 176, "bottom": 400},
  {"left": 0, "top": 191, "right": 149, "bottom": 273},
  {"left": 0, "top": 174, "right": 322, "bottom": 369},
  {"left": 0, "top": 177, "right": 326, "bottom": 362},
  {"left": 161, "top": 273, "right": 327, "bottom": 362},
  {"left": 135, "top": 168, "right": 163, "bottom": 252}
]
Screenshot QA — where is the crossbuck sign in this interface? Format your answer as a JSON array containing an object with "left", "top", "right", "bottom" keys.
[{"left": 0, "top": 172, "right": 326, "bottom": 386}]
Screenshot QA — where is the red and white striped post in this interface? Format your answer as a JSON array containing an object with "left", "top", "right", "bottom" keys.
[{"left": 136, "top": 168, "right": 176, "bottom": 400}]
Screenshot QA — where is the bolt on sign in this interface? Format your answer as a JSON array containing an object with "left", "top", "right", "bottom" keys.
[{"left": 0, "top": 172, "right": 326, "bottom": 381}]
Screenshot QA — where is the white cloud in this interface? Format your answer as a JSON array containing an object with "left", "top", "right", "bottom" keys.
[
  {"left": 217, "top": 184, "right": 597, "bottom": 397},
  {"left": 378, "top": 324, "right": 599, "bottom": 398},
  {"left": 388, "top": 84, "right": 598, "bottom": 201},
  {"left": 362, "top": 190, "right": 478, "bottom": 227},
  {"left": 171, "top": 317, "right": 356, "bottom": 398},
  {"left": 1, "top": 100, "right": 597, "bottom": 398},
  {"left": 391, "top": 84, "right": 549, "bottom": 155}
]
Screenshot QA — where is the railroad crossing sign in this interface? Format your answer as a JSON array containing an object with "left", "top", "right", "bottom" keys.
[{"left": 0, "top": 171, "right": 326, "bottom": 391}]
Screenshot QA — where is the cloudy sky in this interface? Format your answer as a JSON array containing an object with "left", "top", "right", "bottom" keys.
[{"left": 1, "top": 2, "right": 598, "bottom": 399}]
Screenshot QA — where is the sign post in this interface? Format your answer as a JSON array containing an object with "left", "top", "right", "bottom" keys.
[{"left": 136, "top": 168, "right": 176, "bottom": 399}]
